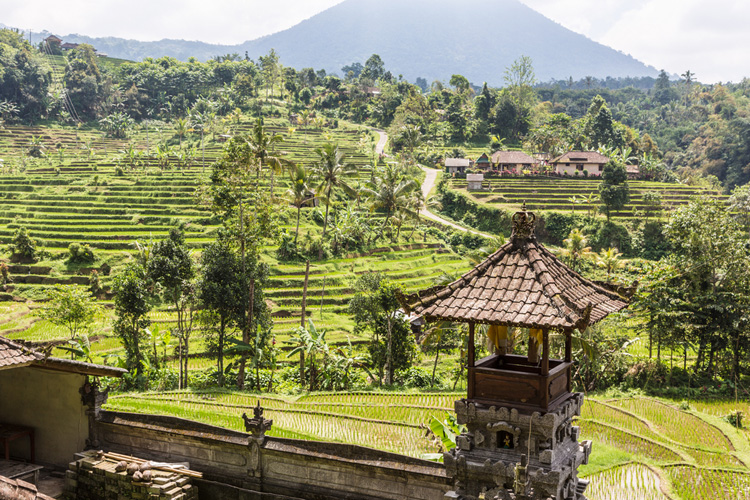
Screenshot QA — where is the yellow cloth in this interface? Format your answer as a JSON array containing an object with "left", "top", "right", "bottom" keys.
[
  {"left": 530, "top": 328, "right": 544, "bottom": 347},
  {"left": 487, "top": 325, "right": 508, "bottom": 348}
]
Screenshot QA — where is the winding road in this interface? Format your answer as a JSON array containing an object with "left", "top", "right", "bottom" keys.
[{"left": 372, "top": 128, "right": 494, "bottom": 239}]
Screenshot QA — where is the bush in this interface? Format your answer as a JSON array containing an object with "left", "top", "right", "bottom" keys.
[
  {"left": 67, "top": 243, "right": 96, "bottom": 264},
  {"left": 585, "top": 220, "right": 634, "bottom": 255},
  {"left": 0, "top": 262, "right": 10, "bottom": 285},
  {"left": 8, "top": 227, "right": 39, "bottom": 263},
  {"left": 724, "top": 410, "right": 744, "bottom": 428},
  {"left": 115, "top": 166, "right": 124, "bottom": 176},
  {"left": 396, "top": 366, "right": 434, "bottom": 388}
]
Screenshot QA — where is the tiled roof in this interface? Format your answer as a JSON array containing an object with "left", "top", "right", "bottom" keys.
[
  {"left": 491, "top": 151, "right": 537, "bottom": 164},
  {"left": 0, "top": 337, "right": 41, "bottom": 369},
  {"left": 0, "top": 337, "right": 126, "bottom": 377},
  {"left": 402, "top": 208, "right": 628, "bottom": 331},
  {"left": 445, "top": 158, "right": 471, "bottom": 167},
  {"left": 551, "top": 151, "right": 609, "bottom": 164}
]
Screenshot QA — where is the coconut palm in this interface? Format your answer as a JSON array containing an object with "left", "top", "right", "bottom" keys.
[
  {"left": 246, "top": 117, "right": 289, "bottom": 194},
  {"left": 560, "top": 228, "right": 592, "bottom": 272},
  {"left": 363, "top": 163, "right": 419, "bottom": 240},
  {"left": 286, "top": 164, "right": 314, "bottom": 243},
  {"left": 312, "top": 143, "right": 357, "bottom": 239},
  {"left": 173, "top": 118, "right": 189, "bottom": 150},
  {"left": 596, "top": 247, "right": 624, "bottom": 281}
]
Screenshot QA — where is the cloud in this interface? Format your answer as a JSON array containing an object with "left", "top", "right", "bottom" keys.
[
  {"left": 0, "top": 0, "right": 344, "bottom": 44},
  {"left": 521, "top": 0, "right": 748, "bottom": 83}
]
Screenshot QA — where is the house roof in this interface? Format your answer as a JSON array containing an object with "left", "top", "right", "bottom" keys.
[
  {"left": 0, "top": 337, "right": 38, "bottom": 369},
  {"left": 551, "top": 151, "right": 609, "bottom": 164},
  {"left": 0, "top": 337, "right": 127, "bottom": 377},
  {"left": 491, "top": 151, "right": 537, "bottom": 164},
  {"left": 445, "top": 158, "right": 470, "bottom": 167},
  {"left": 401, "top": 206, "right": 629, "bottom": 331},
  {"left": 44, "top": 35, "right": 62, "bottom": 42},
  {"left": 626, "top": 165, "right": 640, "bottom": 174},
  {"left": 475, "top": 153, "right": 491, "bottom": 164}
]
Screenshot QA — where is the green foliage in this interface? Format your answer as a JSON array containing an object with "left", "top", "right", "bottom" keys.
[
  {"left": 428, "top": 412, "right": 466, "bottom": 454},
  {"left": 67, "top": 242, "right": 96, "bottom": 264},
  {"left": 36, "top": 284, "right": 100, "bottom": 339},
  {"left": 112, "top": 265, "right": 152, "bottom": 381},
  {"left": 7, "top": 226, "right": 39, "bottom": 263},
  {"left": 0, "top": 30, "right": 51, "bottom": 121},
  {"left": 99, "top": 111, "right": 134, "bottom": 138},
  {"left": 598, "top": 160, "right": 630, "bottom": 219},
  {"left": 349, "top": 273, "right": 417, "bottom": 385}
]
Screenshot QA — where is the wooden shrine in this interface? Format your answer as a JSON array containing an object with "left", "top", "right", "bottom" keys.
[{"left": 401, "top": 205, "right": 630, "bottom": 500}]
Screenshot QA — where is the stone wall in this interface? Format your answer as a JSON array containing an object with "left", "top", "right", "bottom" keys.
[
  {"left": 94, "top": 411, "right": 449, "bottom": 500},
  {"left": 0, "top": 367, "right": 88, "bottom": 466}
]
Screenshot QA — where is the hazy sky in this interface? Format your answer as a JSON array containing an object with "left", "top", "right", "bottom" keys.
[{"left": 1, "top": 0, "right": 745, "bottom": 83}]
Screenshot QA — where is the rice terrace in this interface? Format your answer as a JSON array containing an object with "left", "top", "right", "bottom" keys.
[{"left": 2, "top": 1, "right": 750, "bottom": 499}]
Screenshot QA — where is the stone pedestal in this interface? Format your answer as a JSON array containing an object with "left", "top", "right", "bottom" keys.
[{"left": 443, "top": 393, "right": 591, "bottom": 500}]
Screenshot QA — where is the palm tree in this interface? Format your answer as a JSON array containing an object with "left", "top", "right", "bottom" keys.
[
  {"left": 286, "top": 164, "right": 314, "bottom": 243},
  {"left": 312, "top": 143, "right": 357, "bottom": 239},
  {"left": 363, "top": 163, "right": 419, "bottom": 241},
  {"left": 584, "top": 192, "right": 600, "bottom": 217},
  {"left": 173, "top": 118, "right": 188, "bottom": 150},
  {"left": 560, "top": 228, "right": 592, "bottom": 272},
  {"left": 399, "top": 124, "right": 422, "bottom": 161},
  {"left": 596, "top": 247, "right": 624, "bottom": 281},
  {"left": 246, "top": 117, "right": 289, "bottom": 194}
]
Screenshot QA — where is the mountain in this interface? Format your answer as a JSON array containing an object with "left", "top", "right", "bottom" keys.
[
  {"left": 239, "top": 0, "right": 657, "bottom": 84},
  {"left": 16, "top": 0, "right": 658, "bottom": 84}
]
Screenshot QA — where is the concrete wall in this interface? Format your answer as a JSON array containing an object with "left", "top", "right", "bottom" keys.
[
  {"left": 0, "top": 366, "right": 88, "bottom": 466},
  {"left": 95, "top": 411, "right": 449, "bottom": 500},
  {"left": 554, "top": 164, "right": 602, "bottom": 176}
]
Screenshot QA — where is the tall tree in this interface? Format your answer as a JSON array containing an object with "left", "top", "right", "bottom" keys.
[
  {"left": 598, "top": 160, "right": 630, "bottom": 220},
  {"left": 37, "top": 284, "right": 100, "bottom": 340},
  {"left": 312, "top": 143, "right": 357, "bottom": 240},
  {"left": 147, "top": 228, "right": 195, "bottom": 389},
  {"left": 286, "top": 164, "right": 314, "bottom": 244},
  {"left": 112, "top": 265, "right": 152, "bottom": 381}
]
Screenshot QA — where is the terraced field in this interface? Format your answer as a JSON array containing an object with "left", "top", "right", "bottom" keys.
[
  {"left": 0, "top": 116, "right": 471, "bottom": 358},
  {"left": 102, "top": 391, "right": 750, "bottom": 499},
  {"left": 450, "top": 177, "right": 727, "bottom": 219}
]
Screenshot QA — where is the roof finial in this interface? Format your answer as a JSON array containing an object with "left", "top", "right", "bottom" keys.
[{"left": 511, "top": 202, "right": 536, "bottom": 243}]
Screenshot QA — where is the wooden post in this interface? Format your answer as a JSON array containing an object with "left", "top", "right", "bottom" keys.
[
  {"left": 541, "top": 329, "right": 549, "bottom": 376},
  {"left": 527, "top": 330, "right": 539, "bottom": 364},
  {"left": 468, "top": 322, "right": 475, "bottom": 400},
  {"left": 565, "top": 329, "right": 573, "bottom": 393},
  {"left": 468, "top": 322, "right": 475, "bottom": 368}
]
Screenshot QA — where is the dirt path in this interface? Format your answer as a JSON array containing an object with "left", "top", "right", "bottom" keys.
[
  {"left": 371, "top": 127, "right": 493, "bottom": 239},
  {"left": 372, "top": 128, "right": 387, "bottom": 154},
  {"left": 419, "top": 166, "right": 494, "bottom": 238}
]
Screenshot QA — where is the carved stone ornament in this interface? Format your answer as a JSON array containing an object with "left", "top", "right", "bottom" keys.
[
  {"left": 242, "top": 401, "right": 273, "bottom": 443},
  {"left": 510, "top": 202, "right": 536, "bottom": 242}
]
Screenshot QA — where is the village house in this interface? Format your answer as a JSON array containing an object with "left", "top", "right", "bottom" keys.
[
  {"left": 490, "top": 150, "right": 538, "bottom": 172},
  {"left": 60, "top": 42, "right": 79, "bottom": 51},
  {"left": 0, "top": 337, "right": 125, "bottom": 495},
  {"left": 551, "top": 151, "right": 609, "bottom": 176},
  {"left": 43, "top": 35, "right": 62, "bottom": 47},
  {"left": 444, "top": 157, "right": 470, "bottom": 175},
  {"left": 473, "top": 152, "right": 491, "bottom": 171}
]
